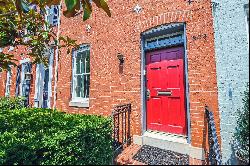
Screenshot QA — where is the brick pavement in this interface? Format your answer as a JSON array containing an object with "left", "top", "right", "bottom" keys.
[{"left": 115, "top": 144, "right": 146, "bottom": 165}]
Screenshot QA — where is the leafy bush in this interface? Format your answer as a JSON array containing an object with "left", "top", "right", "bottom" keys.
[
  {"left": 234, "top": 84, "right": 249, "bottom": 164},
  {"left": 0, "top": 108, "right": 113, "bottom": 165},
  {"left": 0, "top": 97, "right": 26, "bottom": 110}
]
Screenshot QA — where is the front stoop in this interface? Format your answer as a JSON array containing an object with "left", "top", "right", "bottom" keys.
[
  {"left": 115, "top": 144, "right": 147, "bottom": 165},
  {"left": 115, "top": 131, "right": 206, "bottom": 165},
  {"left": 114, "top": 144, "right": 205, "bottom": 165},
  {"left": 134, "top": 131, "right": 205, "bottom": 162}
]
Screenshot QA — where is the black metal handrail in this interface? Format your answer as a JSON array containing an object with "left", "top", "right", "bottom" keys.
[
  {"left": 205, "top": 106, "right": 222, "bottom": 165},
  {"left": 112, "top": 103, "right": 132, "bottom": 160}
]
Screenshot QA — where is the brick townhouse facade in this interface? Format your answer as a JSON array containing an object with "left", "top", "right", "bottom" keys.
[{"left": 0, "top": 0, "right": 221, "bottom": 164}]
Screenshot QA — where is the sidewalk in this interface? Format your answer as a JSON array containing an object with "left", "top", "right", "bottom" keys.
[{"left": 115, "top": 144, "right": 146, "bottom": 165}]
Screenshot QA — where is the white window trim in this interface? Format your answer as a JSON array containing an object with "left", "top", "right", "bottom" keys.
[
  {"left": 34, "top": 64, "right": 44, "bottom": 108},
  {"left": 5, "top": 68, "right": 12, "bottom": 97},
  {"left": 47, "top": 48, "right": 54, "bottom": 108},
  {"left": 34, "top": 48, "right": 54, "bottom": 108},
  {"left": 70, "top": 45, "right": 90, "bottom": 107}
]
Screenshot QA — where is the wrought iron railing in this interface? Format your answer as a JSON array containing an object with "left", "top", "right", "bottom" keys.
[
  {"left": 112, "top": 104, "right": 132, "bottom": 159},
  {"left": 205, "top": 106, "right": 222, "bottom": 165}
]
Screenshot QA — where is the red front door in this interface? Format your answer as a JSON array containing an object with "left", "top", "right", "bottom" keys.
[{"left": 146, "top": 46, "right": 186, "bottom": 135}]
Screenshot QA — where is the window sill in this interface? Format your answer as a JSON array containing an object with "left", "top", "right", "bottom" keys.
[{"left": 69, "top": 101, "right": 89, "bottom": 108}]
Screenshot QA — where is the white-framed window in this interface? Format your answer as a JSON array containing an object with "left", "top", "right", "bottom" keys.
[
  {"left": 34, "top": 48, "right": 54, "bottom": 108},
  {"left": 45, "top": 5, "right": 60, "bottom": 26},
  {"left": 70, "top": 45, "right": 90, "bottom": 107},
  {"left": 20, "top": 62, "right": 32, "bottom": 97},
  {"left": 5, "top": 68, "right": 12, "bottom": 97}
]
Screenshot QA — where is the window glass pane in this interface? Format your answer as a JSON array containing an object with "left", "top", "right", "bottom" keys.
[
  {"left": 76, "top": 54, "right": 81, "bottom": 74},
  {"left": 80, "top": 51, "right": 85, "bottom": 73},
  {"left": 22, "top": 85, "right": 27, "bottom": 97},
  {"left": 86, "top": 50, "right": 90, "bottom": 73},
  {"left": 75, "top": 75, "right": 83, "bottom": 97},
  {"left": 83, "top": 74, "right": 90, "bottom": 98},
  {"left": 43, "top": 69, "right": 49, "bottom": 90},
  {"left": 21, "top": 63, "right": 29, "bottom": 97}
]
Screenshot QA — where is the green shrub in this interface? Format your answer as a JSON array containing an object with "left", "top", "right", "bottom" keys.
[
  {"left": 0, "top": 97, "right": 26, "bottom": 110},
  {"left": 234, "top": 84, "right": 249, "bottom": 164},
  {"left": 0, "top": 108, "right": 113, "bottom": 165}
]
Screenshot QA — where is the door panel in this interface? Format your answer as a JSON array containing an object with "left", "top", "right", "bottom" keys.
[
  {"left": 167, "top": 65, "right": 180, "bottom": 88},
  {"left": 147, "top": 97, "right": 162, "bottom": 129},
  {"left": 146, "top": 46, "right": 186, "bottom": 135},
  {"left": 167, "top": 97, "right": 183, "bottom": 133},
  {"left": 146, "top": 47, "right": 184, "bottom": 65}
]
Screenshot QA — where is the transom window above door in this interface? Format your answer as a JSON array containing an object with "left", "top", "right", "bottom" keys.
[{"left": 70, "top": 45, "right": 90, "bottom": 107}]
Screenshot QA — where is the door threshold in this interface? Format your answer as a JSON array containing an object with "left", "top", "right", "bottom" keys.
[
  {"left": 143, "top": 130, "right": 188, "bottom": 144},
  {"left": 146, "top": 130, "right": 188, "bottom": 139}
]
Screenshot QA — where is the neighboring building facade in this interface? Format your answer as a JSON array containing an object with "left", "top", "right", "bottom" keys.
[
  {"left": 212, "top": 0, "right": 249, "bottom": 164},
  {"left": 0, "top": 0, "right": 222, "bottom": 164}
]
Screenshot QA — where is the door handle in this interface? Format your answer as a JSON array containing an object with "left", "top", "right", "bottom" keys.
[
  {"left": 151, "top": 67, "right": 161, "bottom": 70},
  {"left": 157, "top": 91, "right": 172, "bottom": 96},
  {"left": 147, "top": 89, "right": 150, "bottom": 100}
]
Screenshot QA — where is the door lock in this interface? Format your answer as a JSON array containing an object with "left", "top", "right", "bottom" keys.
[{"left": 147, "top": 89, "right": 150, "bottom": 100}]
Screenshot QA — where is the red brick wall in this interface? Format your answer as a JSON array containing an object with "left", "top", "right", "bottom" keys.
[
  {"left": 0, "top": 71, "right": 7, "bottom": 97},
  {"left": 0, "top": 0, "right": 220, "bottom": 150}
]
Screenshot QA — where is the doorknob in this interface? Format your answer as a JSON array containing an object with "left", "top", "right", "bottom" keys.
[{"left": 147, "top": 89, "right": 150, "bottom": 100}]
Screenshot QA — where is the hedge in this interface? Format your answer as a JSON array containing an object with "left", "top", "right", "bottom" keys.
[
  {"left": 0, "top": 108, "right": 113, "bottom": 165},
  {"left": 0, "top": 97, "right": 26, "bottom": 110}
]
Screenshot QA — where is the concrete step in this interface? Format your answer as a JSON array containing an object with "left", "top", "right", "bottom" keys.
[{"left": 143, "top": 131, "right": 189, "bottom": 155}]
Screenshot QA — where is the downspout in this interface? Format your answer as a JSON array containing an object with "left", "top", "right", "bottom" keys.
[{"left": 53, "top": 1, "right": 62, "bottom": 110}]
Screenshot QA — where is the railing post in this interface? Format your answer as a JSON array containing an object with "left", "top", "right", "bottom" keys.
[{"left": 128, "top": 104, "right": 131, "bottom": 145}]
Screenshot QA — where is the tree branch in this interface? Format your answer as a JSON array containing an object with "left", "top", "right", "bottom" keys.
[{"left": 0, "top": 10, "right": 17, "bottom": 17}]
